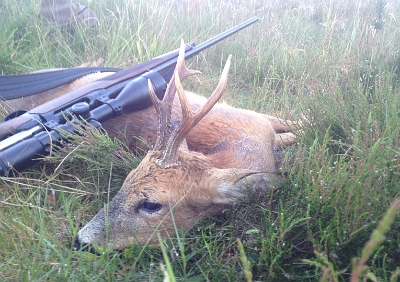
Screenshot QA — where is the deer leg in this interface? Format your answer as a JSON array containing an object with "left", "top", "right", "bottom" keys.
[
  {"left": 264, "top": 114, "right": 300, "bottom": 132},
  {"left": 275, "top": 132, "right": 297, "bottom": 147}
]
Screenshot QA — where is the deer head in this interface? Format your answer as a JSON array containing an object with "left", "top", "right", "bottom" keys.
[{"left": 75, "top": 41, "right": 283, "bottom": 250}]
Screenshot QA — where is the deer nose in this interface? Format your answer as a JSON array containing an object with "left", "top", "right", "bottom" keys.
[
  {"left": 73, "top": 238, "right": 99, "bottom": 255},
  {"left": 73, "top": 238, "right": 84, "bottom": 250}
]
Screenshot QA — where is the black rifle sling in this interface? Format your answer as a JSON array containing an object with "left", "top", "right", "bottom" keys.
[
  {"left": 0, "top": 45, "right": 192, "bottom": 101},
  {"left": 0, "top": 67, "right": 121, "bottom": 100}
]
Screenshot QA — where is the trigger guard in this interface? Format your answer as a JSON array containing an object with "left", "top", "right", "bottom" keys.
[{"left": 3, "top": 110, "right": 28, "bottom": 122}]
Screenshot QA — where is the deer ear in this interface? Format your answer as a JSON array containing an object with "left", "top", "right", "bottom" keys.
[{"left": 213, "top": 172, "right": 284, "bottom": 205}]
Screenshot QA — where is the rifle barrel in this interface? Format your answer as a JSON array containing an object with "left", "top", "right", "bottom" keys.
[
  {"left": 155, "top": 16, "right": 259, "bottom": 77},
  {"left": 187, "top": 16, "right": 259, "bottom": 57}
]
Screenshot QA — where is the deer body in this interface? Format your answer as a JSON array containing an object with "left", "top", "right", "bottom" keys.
[
  {"left": 2, "top": 43, "right": 297, "bottom": 249},
  {"left": 102, "top": 92, "right": 279, "bottom": 172}
]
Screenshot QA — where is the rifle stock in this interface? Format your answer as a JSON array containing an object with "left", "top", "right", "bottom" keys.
[
  {"left": 0, "top": 16, "right": 259, "bottom": 176},
  {"left": 0, "top": 116, "right": 32, "bottom": 141}
]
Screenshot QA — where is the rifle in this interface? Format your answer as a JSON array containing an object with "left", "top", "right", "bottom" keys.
[{"left": 0, "top": 17, "right": 259, "bottom": 176}]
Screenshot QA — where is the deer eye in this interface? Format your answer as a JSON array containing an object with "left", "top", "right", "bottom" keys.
[{"left": 139, "top": 201, "right": 162, "bottom": 213}]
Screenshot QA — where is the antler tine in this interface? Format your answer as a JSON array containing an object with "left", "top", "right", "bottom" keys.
[
  {"left": 149, "top": 39, "right": 201, "bottom": 151},
  {"left": 148, "top": 79, "right": 171, "bottom": 150},
  {"left": 175, "top": 39, "right": 202, "bottom": 82},
  {"left": 158, "top": 54, "right": 232, "bottom": 168}
]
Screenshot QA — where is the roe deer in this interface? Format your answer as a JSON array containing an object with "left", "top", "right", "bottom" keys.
[{"left": 3, "top": 41, "right": 297, "bottom": 250}]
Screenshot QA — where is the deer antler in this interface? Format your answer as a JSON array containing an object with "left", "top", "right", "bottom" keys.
[
  {"left": 164, "top": 54, "right": 232, "bottom": 167},
  {"left": 148, "top": 39, "right": 201, "bottom": 151},
  {"left": 149, "top": 40, "right": 232, "bottom": 168}
]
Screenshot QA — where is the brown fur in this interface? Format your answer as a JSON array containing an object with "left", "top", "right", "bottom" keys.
[{"left": 101, "top": 92, "right": 285, "bottom": 172}]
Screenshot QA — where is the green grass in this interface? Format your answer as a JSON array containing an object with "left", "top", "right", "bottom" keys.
[{"left": 1, "top": 0, "right": 400, "bottom": 280}]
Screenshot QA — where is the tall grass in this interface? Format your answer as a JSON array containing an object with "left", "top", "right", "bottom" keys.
[{"left": 1, "top": 0, "right": 399, "bottom": 280}]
